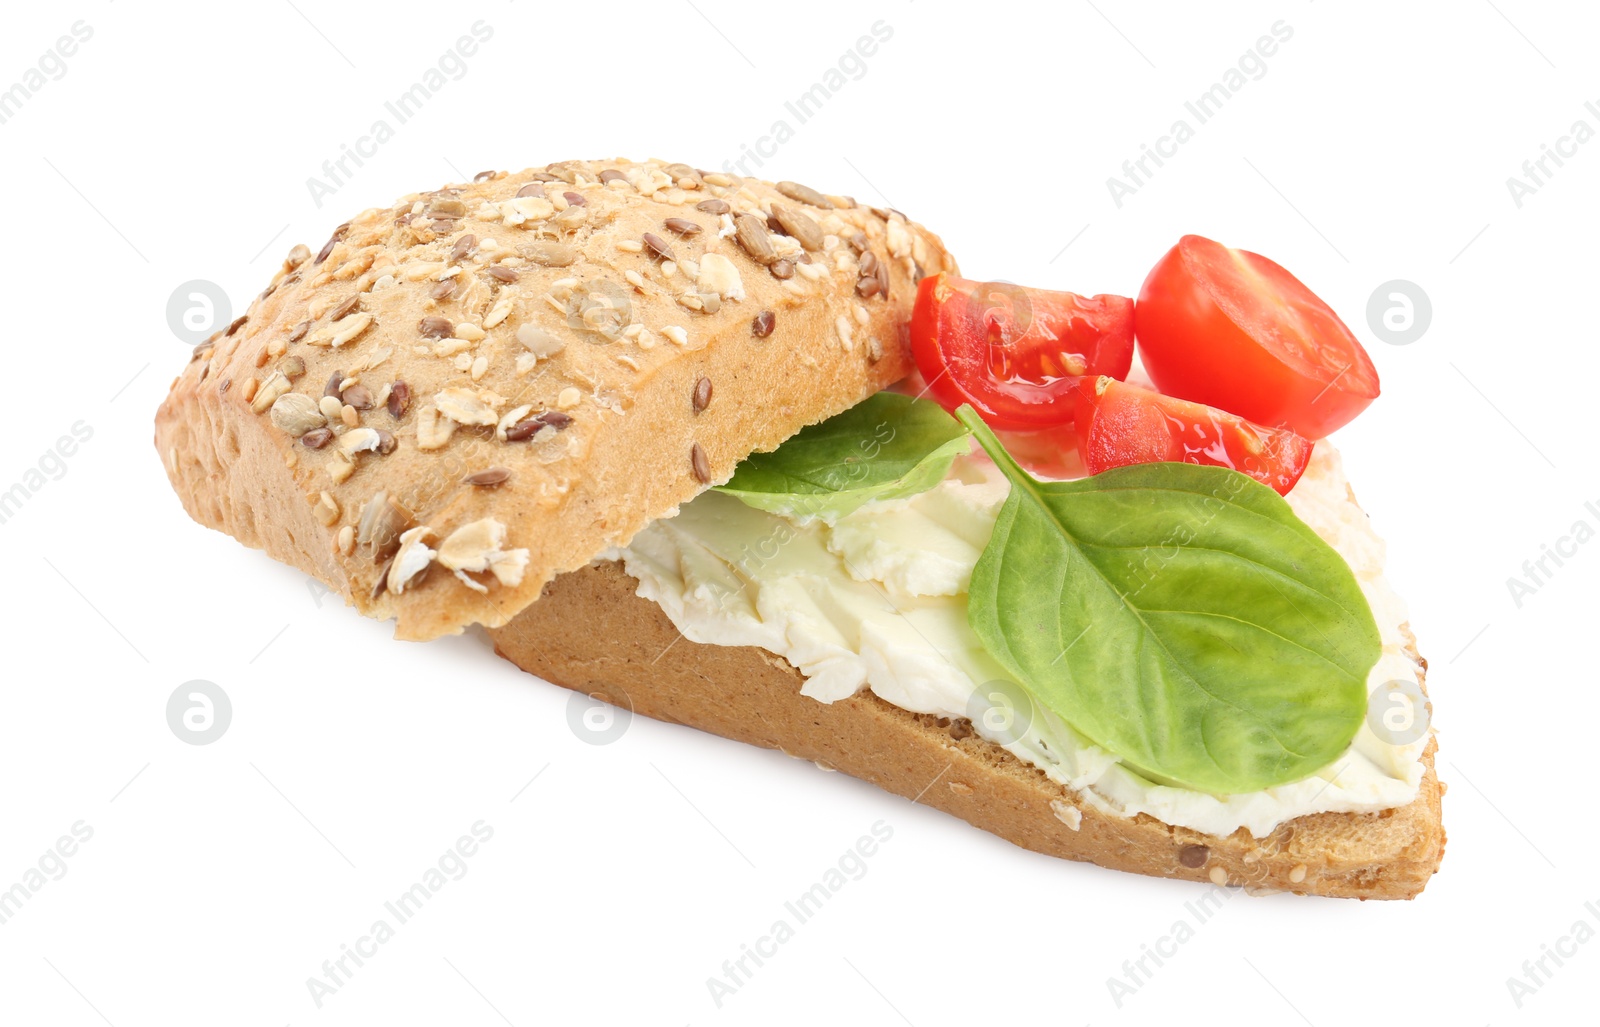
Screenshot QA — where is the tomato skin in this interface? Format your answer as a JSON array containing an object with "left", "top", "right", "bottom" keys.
[
  {"left": 911, "top": 274, "right": 1134, "bottom": 431},
  {"left": 1135, "top": 235, "right": 1379, "bottom": 440},
  {"left": 1074, "top": 377, "right": 1313, "bottom": 495}
]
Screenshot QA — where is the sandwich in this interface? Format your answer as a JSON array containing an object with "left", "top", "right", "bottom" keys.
[{"left": 154, "top": 158, "right": 1444, "bottom": 899}]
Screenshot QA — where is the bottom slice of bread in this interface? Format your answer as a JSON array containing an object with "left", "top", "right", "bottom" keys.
[{"left": 489, "top": 561, "right": 1446, "bottom": 899}]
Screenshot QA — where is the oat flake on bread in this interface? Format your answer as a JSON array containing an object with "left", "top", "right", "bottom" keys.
[{"left": 154, "top": 158, "right": 956, "bottom": 640}]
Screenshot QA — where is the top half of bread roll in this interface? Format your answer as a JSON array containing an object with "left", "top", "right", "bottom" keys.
[{"left": 154, "top": 158, "right": 958, "bottom": 640}]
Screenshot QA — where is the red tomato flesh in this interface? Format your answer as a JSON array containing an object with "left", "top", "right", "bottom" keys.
[
  {"left": 912, "top": 274, "right": 1134, "bottom": 431},
  {"left": 1135, "top": 235, "right": 1378, "bottom": 440},
  {"left": 1074, "top": 376, "right": 1313, "bottom": 495}
]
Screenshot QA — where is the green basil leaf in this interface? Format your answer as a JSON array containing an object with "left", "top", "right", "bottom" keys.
[
  {"left": 955, "top": 405, "right": 1377, "bottom": 795},
  {"left": 717, "top": 392, "right": 971, "bottom": 520}
]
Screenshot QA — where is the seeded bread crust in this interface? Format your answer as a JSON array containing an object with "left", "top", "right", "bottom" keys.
[
  {"left": 154, "top": 159, "right": 956, "bottom": 640},
  {"left": 489, "top": 562, "right": 1445, "bottom": 900}
]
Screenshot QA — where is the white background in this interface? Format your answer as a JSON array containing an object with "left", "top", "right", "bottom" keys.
[{"left": 0, "top": 1, "right": 1594, "bottom": 1024}]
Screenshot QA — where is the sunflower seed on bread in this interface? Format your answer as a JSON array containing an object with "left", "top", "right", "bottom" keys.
[{"left": 154, "top": 158, "right": 956, "bottom": 640}]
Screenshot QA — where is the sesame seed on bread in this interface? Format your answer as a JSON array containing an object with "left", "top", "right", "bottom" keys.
[{"left": 154, "top": 159, "right": 958, "bottom": 640}]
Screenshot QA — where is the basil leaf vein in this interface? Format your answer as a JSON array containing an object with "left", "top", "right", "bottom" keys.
[
  {"left": 717, "top": 392, "right": 971, "bottom": 520},
  {"left": 956, "top": 405, "right": 1378, "bottom": 795}
]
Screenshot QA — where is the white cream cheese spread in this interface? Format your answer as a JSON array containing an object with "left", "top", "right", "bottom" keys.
[{"left": 607, "top": 442, "right": 1427, "bottom": 838}]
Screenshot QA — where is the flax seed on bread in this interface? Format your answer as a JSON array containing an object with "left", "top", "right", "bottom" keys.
[
  {"left": 155, "top": 158, "right": 1444, "bottom": 897},
  {"left": 154, "top": 159, "right": 956, "bottom": 640}
]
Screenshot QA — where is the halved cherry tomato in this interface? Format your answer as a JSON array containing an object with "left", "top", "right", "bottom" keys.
[
  {"left": 912, "top": 274, "right": 1134, "bottom": 431},
  {"left": 1074, "top": 376, "right": 1313, "bottom": 494},
  {"left": 1135, "top": 235, "right": 1378, "bottom": 440}
]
